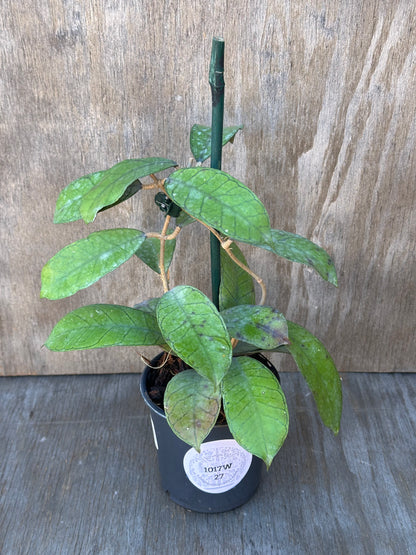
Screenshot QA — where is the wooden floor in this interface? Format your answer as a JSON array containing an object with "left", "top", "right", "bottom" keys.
[{"left": 1, "top": 372, "right": 415, "bottom": 555}]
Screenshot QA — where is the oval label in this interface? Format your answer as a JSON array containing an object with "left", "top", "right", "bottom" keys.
[{"left": 183, "top": 439, "right": 253, "bottom": 494}]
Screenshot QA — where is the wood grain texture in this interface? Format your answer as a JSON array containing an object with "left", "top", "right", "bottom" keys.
[
  {"left": 1, "top": 0, "right": 415, "bottom": 374},
  {"left": 1, "top": 372, "right": 415, "bottom": 553}
]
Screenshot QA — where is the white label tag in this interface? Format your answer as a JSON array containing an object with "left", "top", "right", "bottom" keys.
[
  {"left": 150, "top": 416, "right": 158, "bottom": 450},
  {"left": 183, "top": 439, "right": 252, "bottom": 494}
]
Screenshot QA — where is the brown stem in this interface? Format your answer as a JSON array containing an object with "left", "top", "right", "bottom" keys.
[
  {"left": 208, "top": 228, "right": 267, "bottom": 305},
  {"left": 159, "top": 216, "right": 171, "bottom": 293},
  {"left": 146, "top": 226, "right": 181, "bottom": 241},
  {"left": 142, "top": 177, "right": 166, "bottom": 191}
]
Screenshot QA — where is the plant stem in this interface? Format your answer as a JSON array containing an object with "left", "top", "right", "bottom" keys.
[
  {"left": 208, "top": 227, "right": 267, "bottom": 306},
  {"left": 159, "top": 216, "right": 171, "bottom": 293},
  {"left": 209, "top": 36, "right": 225, "bottom": 309},
  {"left": 146, "top": 227, "right": 181, "bottom": 241},
  {"left": 221, "top": 242, "right": 267, "bottom": 306}
]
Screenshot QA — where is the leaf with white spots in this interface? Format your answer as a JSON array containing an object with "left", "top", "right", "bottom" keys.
[
  {"left": 45, "top": 304, "right": 164, "bottom": 351},
  {"left": 40, "top": 229, "right": 145, "bottom": 299},
  {"left": 222, "top": 357, "right": 289, "bottom": 468},
  {"left": 165, "top": 168, "right": 271, "bottom": 245},
  {"left": 156, "top": 285, "right": 232, "bottom": 385},
  {"left": 164, "top": 370, "right": 221, "bottom": 451}
]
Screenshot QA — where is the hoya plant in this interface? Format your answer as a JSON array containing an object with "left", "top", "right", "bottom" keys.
[{"left": 41, "top": 124, "right": 342, "bottom": 468}]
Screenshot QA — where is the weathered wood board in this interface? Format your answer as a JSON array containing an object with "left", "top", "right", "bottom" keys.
[
  {"left": 1, "top": 1, "right": 415, "bottom": 374},
  {"left": 1, "top": 372, "right": 415, "bottom": 553}
]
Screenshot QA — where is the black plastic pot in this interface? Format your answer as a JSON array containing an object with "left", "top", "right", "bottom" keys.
[{"left": 140, "top": 355, "right": 264, "bottom": 513}]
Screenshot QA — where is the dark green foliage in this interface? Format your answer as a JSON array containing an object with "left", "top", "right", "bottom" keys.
[{"left": 41, "top": 123, "right": 342, "bottom": 465}]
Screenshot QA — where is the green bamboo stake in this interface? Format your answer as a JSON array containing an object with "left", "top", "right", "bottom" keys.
[{"left": 209, "top": 37, "right": 225, "bottom": 309}]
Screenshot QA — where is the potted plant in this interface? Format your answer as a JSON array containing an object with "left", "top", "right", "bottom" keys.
[{"left": 40, "top": 44, "right": 342, "bottom": 514}]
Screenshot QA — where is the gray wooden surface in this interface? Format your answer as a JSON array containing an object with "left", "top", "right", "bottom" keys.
[
  {"left": 1, "top": 1, "right": 416, "bottom": 376},
  {"left": 1, "top": 372, "right": 415, "bottom": 554}
]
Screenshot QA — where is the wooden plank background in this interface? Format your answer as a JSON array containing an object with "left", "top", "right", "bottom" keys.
[{"left": 1, "top": 0, "right": 415, "bottom": 375}]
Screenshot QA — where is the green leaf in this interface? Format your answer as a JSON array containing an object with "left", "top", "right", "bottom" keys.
[
  {"left": 135, "top": 234, "right": 176, "bottom": 274},
  {"left": 45, "top": 304, "right": 164, "bottom": 351},
  {"left": 219, "top": 243, "right": 255, "bottom": 310},
  {"left": 190, "top": 124, "right": 243, "bottom": 163},
  {"left": 287, "top": 321, "right": 342, "bottom": 434},
  {"left": 260, "top": 229, "right": 338, "bottom": 286},
  {"left": 132, "top": 298, "right": 171, "bottom": 351},
  {"left": 156, "top": 285, "right": 232, "bottom": 385},
  {"left": 164, "top": 370, "right": 221, "bottom": 451},
  {"left": 98, "top": 180, "right": 142, "bottom": 214},
  {"left": 54, "top": 173, "right": 142, "bottom": 224},
  {"left": 54, "top": 171, "right": 105, "bottom": 223},
  {"left": 40, "top": 229, "right": 145, "bottom": 299},
  {"left": 175, "top": 211, "right": 196, "bottom": 227},
  {"left": 222, "top": 357, "right": 289, "bottom": 468},
  {"left": 165, "top": 168, "right": 271, "bottom": 245},
  {"left": 221, "top": 305, "right": 289, "bottom": 350},
  {"left": 80, "top": 157, "right": 177, "bottom": 223}
]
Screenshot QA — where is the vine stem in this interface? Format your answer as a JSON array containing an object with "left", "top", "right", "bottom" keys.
[
  {"left": 208, "top": 227, "right": 267, "bottom": 306},
  {"left": 159, "top": 216, "right": 171, "bottom": 293},
  {"left": 146, "top": 227, "right": 181, "bottom": 241},
  {"left": 141, "top": 177, "right": 166, "bottom": 191}
]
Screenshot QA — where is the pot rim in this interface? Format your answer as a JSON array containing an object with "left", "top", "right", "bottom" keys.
[
  {"left": 140, "top": 352, "right": 230, "bottom": 428},
  {"left": 140, "top": 351, "right": 280, "bottom": 428},
  {"left": 140, "top": 362, "right": 166, "bottom": 419}
]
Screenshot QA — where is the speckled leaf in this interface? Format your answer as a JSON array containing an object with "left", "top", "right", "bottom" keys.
[
  {"left": 80, "top": 157, "right": 177, "bottom": 223},
  {"left": 165, "top": 168, "right": 271, "bottom": 245},
  {"left": 54, "top": 172, "right": 142, "bottom": 224},
  {"left": 54, "top": 171, "right": 105, "bottom": 223},
  {"left": 98, "top": 180, "right": 143, "bottom": 214},
  {"left": 260, "top": 229, "right": 338, "bottom": 286},
  {"left": 164, "top": 370, "right": 221, "bottom": 451},
  {"left": 156, "top": 285, "right": 232, "bottom": 385},
  {"left": 132, "top": 298, "right": 171, "bottom": 351},
  {"left": 221, "top": 305, "right": 289, "bottom": 350},
  {"left": 222, "top": 357, "right": 289, "bottom": 468},
  {"left": 40, "top": 229, "right": 145, "bottom": 299},
  {"left": 219, "top": 243, "right": 255, "bottom": 311},
  {"left": 135, "top": 234, "right": 176, "bottom": 274},
  {"left": 45, "top": 304, "right": 164, "bottom": 351},
  {"left": 190, "top": 124, "right": 243, "bottom": 163},
  {"left": 287, "top": 321, "right": 342, "bottom": 434}
]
